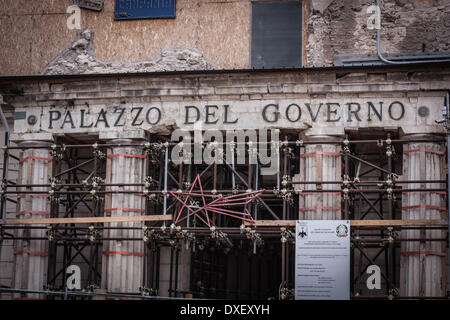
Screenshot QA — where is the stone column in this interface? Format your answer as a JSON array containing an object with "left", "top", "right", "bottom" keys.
[
  {"left": 297, "top": 136, "right": 342, "bottom": 220},
  {"left": 12, "top": 138, "right": 52, "bottom": 299},
  {"left": 400, "top": 135, "right": 446, "bottom": 297},
  {"left": 101, "top": 133, "right": 146, "bottom": 294}
]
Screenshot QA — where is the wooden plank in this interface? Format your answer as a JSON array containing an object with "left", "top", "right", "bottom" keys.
[
  {"left": 244, "top": 219, "right": 447, "bottom": 227},
  {"left": 2, "top": 214, "right": 173, "bottom": 225}
]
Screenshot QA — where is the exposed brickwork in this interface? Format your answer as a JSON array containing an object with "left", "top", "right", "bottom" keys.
[{"left": 307, "top": 0, "right": 450, "bottom": 66}]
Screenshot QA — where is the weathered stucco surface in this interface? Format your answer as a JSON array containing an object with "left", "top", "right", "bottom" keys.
[
  {"left": 0, "top": 0, "right": 250, "bottom": 75},
  {"left": 1, "top": 0, "right": 449, "bottom": 75}
]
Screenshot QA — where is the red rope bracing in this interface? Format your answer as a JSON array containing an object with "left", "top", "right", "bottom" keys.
[
  {"left": 102, "top": 251, "right": 144, "bottom": 257},
  {"left": 403, "top": 148, "right": 445, "bottom": 156},
  {"left": 300, "top": 151, "right": 341, "bottom": 158},
  {"left": 402, "top": 205, "right": 446, "bottom": 211},
  {"left": 170, "top": 174, "right": 264, "bottom": 227},
  {"left": 299, "top": 206, "right": 341, "bottom": 212},
  {"left": 400, "top": 251, "right": 446, "bottom": 257},
  {"left": 107, "top": 154, "right": 146, "bottom": 159},
  {"left": 104, "top": 208, "right": 145, "bottom": 213},
  {"left": 19, "top": 156, "right": 53, "bottom": 164},
  {"left": 16, "top": 210, "right": 51, "bottom": 217},
  {"left": 14, "top": 250, "right": 48, "bottom": 257}
]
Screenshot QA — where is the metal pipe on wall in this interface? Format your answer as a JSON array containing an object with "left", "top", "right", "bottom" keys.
[{"left": 376, "top": 0, "right": 450, "bottom": 65}]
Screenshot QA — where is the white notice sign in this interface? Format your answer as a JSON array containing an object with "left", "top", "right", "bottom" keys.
[{"left": 295, "top": 220, "right": 350, "bottom": 300}]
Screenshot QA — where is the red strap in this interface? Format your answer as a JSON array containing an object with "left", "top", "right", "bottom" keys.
[
  {"left": 299, "top": 192, "right": 341, "bottom": 196},
  {"left": 17, "top": 194, "right": 50, "bottom": 199},
  {"left": 14, "top": 250, "right": 48, "bottom": 257},
  {"left": 401, "top": 251, "right": 446, "bottom": 257},
  {"left": 299, "top": 206, "right": 341, "bottom": 212},
  {"left": 16, "top": 210, "right": 51, "bottom": 217},
  {"left": 102, "top": 251, "right": 144, "bottom": 257},
  {"left": 104, "top": 208, "right": 145, "bottom": 213},
  {"left": 402, "top": 191, "right": 446, "bottom": 196},
  {"left": 301, "top": 152, "right": 341, "bottom": 158},
  {"left": 107, "top": 154, "right": 146, "bottom": 159},
  {"left": 19, "top": 156, "right": 53, "bottom": 164},
  {"left": 403, "top": 148, "right": 444, "bottom": 156},
  {"left": 402, "top": 205, "right": 446, "bottom": 211}
]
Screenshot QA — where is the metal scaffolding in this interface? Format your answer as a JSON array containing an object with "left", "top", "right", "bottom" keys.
[{"left": 0, "top": 132, "right": 448, "bottom": 300}]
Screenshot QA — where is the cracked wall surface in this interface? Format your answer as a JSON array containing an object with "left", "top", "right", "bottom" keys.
[
  {"left": 42, "top": 29, "right": 212, "bottom": 75},
  {"left": 307, "top": 0, "right": 450, "bottom": 66}
]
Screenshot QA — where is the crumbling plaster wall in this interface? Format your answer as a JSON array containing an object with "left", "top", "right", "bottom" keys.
[
  {"left": 0, "top": 0, "right": 250, "bottom": 75},
  {"left": 307, "top": 0, "right": 450, "bottom": 66},
  {"left": 42, "top": 29, "right": 212, "bottom": 75},
  {"left": 1, "top": 0, "right": 450, "bottom": 75}
]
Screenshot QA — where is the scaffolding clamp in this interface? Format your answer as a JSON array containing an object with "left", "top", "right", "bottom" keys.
[
  {"left": 279, "top": 283, "right": 294, "bottom": 300},
  {"left": 139, "top": 287, "right": 158, "bottom": 297},
  {"left": 50, "top": 144, "right": 65, "bottom": 160},
  {"left": 88, "top": 225, "right": 98, "bottom": 243},
  {"left": 210, "top": 226, "right": 233, "bottom": 248},
  {"left": 384, "top": 227, "right": 399, "bottom": 245},
  {"left": 386, "top": 187, "right": 393, "bottom": 200},
  {"left": 342, "top": 188, "right": 350, "bottom": 200},
  {"left": 343, "top": 138, "right": 350, "bottom": 154},
  {"left": 48, "top": 177, "right": 60, "bottom": 204},
  {"left": 376, "top": 139, "right": 384, "bottom": 148},
  {"left": 46, "top": 225, "right": 56, "bottom": 241},
  {"left": 388, "top": 288, "right": 399, "bottom": 300},
  {"left": 243, "top": 227, "right": 264, "bottom": 247},
  {"left": 280, "top": 227, "right": 294, "bottom": 243},
  {"left": 92, "top": 143, "right": 105, "bottom": 159},
  {"left": 0, "top": 179, "right": 6, "bottom": 197}
]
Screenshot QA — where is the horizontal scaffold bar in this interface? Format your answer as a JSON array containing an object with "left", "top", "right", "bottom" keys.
[
  {"left": 0, "top": 215, "right": 172, "bottom": 225},
  {"left": 244, "top": 219, "right": 448, "bottom": 227}
]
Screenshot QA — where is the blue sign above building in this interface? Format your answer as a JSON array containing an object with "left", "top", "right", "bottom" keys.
[{"left": 114, "top": 0, "right": 176, "bottom": 20}]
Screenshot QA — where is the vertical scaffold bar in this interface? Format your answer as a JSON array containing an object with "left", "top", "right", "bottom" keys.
[
  {"left": 386, "top": 133, "right": 395, "bottom": 295},
  {"left": 0, "top": 103, "right": 10, "bottom": 221},
  {"left": 344, "top": 135, "right": 350, "bottom": 220},
  {"left": 163, "top": 144, "right": 169, "bottom": 223}
]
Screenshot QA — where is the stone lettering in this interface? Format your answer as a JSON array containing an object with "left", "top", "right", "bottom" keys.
[
  {"left": 224, "top": 105, "right": 238, "bottom": 124},
  {"left": 80, "top": 109, "right": 94, "bottom": 128},
  {"left": 61, "top": 111, "right": 76, "bottom": 129},
  {"left": 131, "top": 107, "right": 144, "bottom": 126},
  {"left": 347, "top": 103, "right": 362, "bottom": 122},
  {"left": 367, "top": 102, "right": 383, "bottom": 121},
  {"left": 388, "top": 101, "right": 405, "bottom": 120},
  {"left": 286, "top": 104, "right": 302, "bottom": 122},
  {"left": 205, "top": 105, "right": 219, "bottom": 124},
  {"left": 262, "top": 104, "right": 279, "bottom": 123},
  {"left": 113, "top": 107, "right": 126, "bottom": 127},
  {"left": 146, "top": 107, "right": 162, "bottom": 125},
  {"left": 326, "top": 103, "right": 341, "bottom": 122},
  {"left": 185, "top": 106, "right": 200, "bottom": 124},
  {"left": 305, "top": 103, "right": 323, "bottom": 122},
  {"left": 95, "top": 109, "right": 110, "bottom": 128},
  {"left": 49, "top": 110, "right": 62, "bottom": 129}
]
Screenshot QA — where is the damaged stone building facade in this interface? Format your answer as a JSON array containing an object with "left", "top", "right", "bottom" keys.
[{"left": 0, "top": 0, "right": 449, "bottom": 300}]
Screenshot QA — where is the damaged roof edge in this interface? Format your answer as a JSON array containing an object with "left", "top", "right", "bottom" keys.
[{"left": 1, "top": 61, "right": 450, "bottom": 83}]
